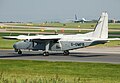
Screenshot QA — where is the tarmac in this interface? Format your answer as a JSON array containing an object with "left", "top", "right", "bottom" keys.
[{"left": 0, "top": 47, "right": 120, "bottom": 64}]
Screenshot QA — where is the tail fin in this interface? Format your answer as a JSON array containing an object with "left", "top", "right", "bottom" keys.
[
  {"left": 75, "top": 14, "right": 77, "bottom": 20},
  {"left": 93, "top": 12, "right": 108, "bottom": 38}
]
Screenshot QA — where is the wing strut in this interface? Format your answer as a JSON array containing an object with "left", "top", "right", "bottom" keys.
[{"left": 43, "top": 41, "right": 50, "bottom": 56}]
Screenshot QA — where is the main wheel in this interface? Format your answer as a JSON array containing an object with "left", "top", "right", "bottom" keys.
[
  {"left": 63, "top": 50, "right": 69, "bottom": 55},
  {"left": 43, "top": 52, "right": 49, "bottom": 56},
  {"left": 18, "top": 50, "right": 22, "bottom": 54}
]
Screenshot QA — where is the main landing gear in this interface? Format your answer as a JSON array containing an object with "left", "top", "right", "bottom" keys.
[
  {"left": 63, "top": 50, "right": 69, "bottom": 55},
  {"left": 43, "top": 52, "right": 49, "bottom": 56},
  {"left": 42, "top": 50, "right": 69, "bottom": 56}
]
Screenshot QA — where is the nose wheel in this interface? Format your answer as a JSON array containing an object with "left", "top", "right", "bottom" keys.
[{"left": 18, "top": 50, "right": 22, "bottom": 54}]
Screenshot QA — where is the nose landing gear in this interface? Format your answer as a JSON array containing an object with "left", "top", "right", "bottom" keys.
[{"left": 18, "top": 50, "right": 22, "bottom": 54}]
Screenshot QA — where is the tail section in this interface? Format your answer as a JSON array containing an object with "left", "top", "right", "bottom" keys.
[
  {"left": 75, "top": 14, "right": 78, "bottom": 20},
  {"left": 93, "top": 12, "right": 108, "bottom": 38}
]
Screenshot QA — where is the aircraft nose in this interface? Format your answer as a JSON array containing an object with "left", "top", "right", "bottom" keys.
[{"left": 13, "top": 43, "right": 17, "bottom": 49}]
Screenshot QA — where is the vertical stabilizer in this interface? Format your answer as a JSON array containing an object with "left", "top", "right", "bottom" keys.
[
  {"left": 93, "top": 12, "right": 108, "bottom": 38},
  {"left": 75, "top": 14, "right": 77, "bottom": 20}
]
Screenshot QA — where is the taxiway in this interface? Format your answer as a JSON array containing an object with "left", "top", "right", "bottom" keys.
[{"left": 0, "top": 47, "right": 120, "bottom": 64}]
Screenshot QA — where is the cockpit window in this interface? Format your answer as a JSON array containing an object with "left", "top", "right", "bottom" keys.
[
  {"left": 24, "top": 39, "right": 32, "bottom": 42},
  {"left": 24, "top": 40, "right": 27, "bottom": 42}
]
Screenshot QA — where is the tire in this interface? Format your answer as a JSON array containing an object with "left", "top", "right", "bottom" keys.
[
  {"left": 18, "top": 50, "right": 22, "bottom": 54},
  {"left": 63, "top": 50, "right": 69, "bottom": 55},
  {"left": 43, "top": 52, "right": 49, "bottom": 56}
]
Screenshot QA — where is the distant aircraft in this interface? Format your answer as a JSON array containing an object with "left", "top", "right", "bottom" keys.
[
  {"left": 73, "top": 14, "right": 81, "bottom": 23},
  {"left": 69, "top": 14, "right": 92, "bottom": 23},
  {"left": 3, "top": 12, "right": 120, "bottom": 56},
  {"left": 81, "top": 18, "right": 91, "bottom": 23}
]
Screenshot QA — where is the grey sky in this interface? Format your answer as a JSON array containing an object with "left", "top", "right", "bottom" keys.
[{"left": 0, "top": 0, "right": 120, "bottom": 22}]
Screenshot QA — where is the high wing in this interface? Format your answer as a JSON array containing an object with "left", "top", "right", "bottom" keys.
[
  {"left": 94, "top": 38, "right": 120, "bottom": 41},
  {"left": 3, "top": 35, "right": 27, "bottom": 40},
  {"left": 2, "top": 36, "right": 20, "bottom": 40},
  {"left": 3, "top": 34, "right": 64, "bottom": 40}
]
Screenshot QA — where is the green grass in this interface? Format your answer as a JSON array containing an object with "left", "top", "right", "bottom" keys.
[
  {"left": 0, "top": 33, "right": 28, "bottom": 49},
  {"left": 11, "top": 23, "right": 120, "bottom": 29},
  {"left": 109, "top": 23, "right": 120, "bottom": 29},
  {"left": 0, "top": 60, "right": 120, "bottom": 83},
  {"left": 7, "top": 29, "right": 120, "bottom": 35},
  {"left": 0, "top": 38, "right": 17, "bottom": 49},
  {"left": 96, "top": 40, "right": 120, "bottom": 47},
  {"left": 0, "top": 33, "right": 29, "bottom": 36},
  {"left": 109, "top": 31, "right": 120, "bottom": 35},
  {"left": 9, "top": 23, "right": 96, "bottom": 28}
]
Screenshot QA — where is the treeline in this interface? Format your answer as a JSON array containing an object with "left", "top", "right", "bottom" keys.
[
  {"left": 0, "top": 21, "right": 23, "bottom": 23},
  {"left": 0, "top": 20, "right": 120, "bottom": 23}
]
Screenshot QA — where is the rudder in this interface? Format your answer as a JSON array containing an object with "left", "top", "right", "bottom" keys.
[{"left": 93, "top": 12, "right": 108, "bottom": 38}]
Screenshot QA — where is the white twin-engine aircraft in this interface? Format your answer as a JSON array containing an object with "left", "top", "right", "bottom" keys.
[{"left": 3, "top": 12, "right": 120, "bottom": 56}]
